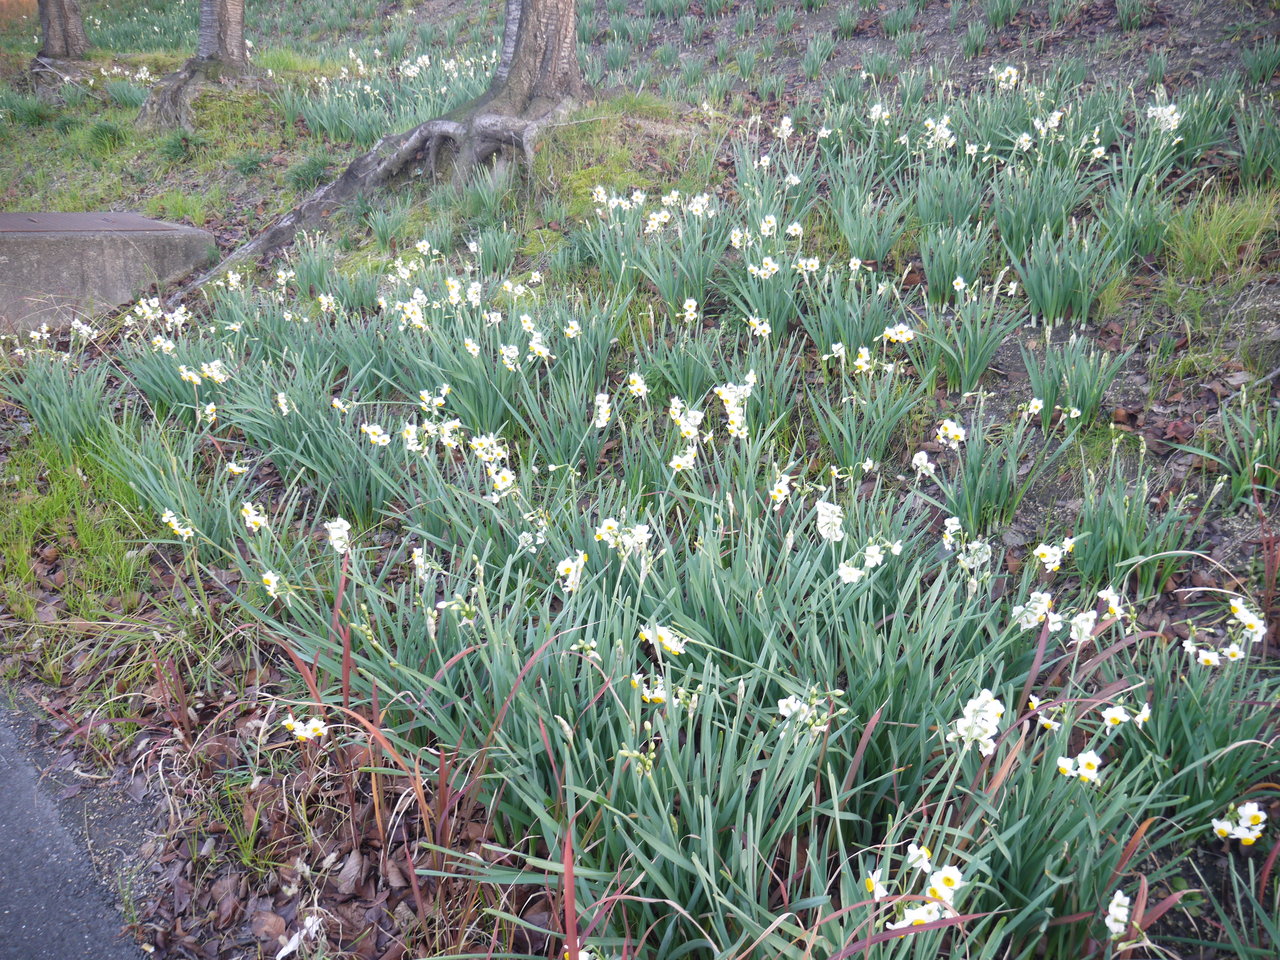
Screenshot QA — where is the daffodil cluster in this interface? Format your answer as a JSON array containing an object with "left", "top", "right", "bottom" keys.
[
  {"left": 865, "top": 842, "right": 972, "bottom": 932},
  {"left": 776, "top": 688, "right": 845, "bottom": 740},
  {"left": 1056, "top": 748, "right": 1104, "bottom": 784},
  {"left": 837, "top": 536, "right": 903, "bottom": 584},
  {"left": 593, "top": 518, "right": 652, "bottom": 559},
  {"left": 1211, "top": 801, "right": 1267, "bottom": 845},
  {"left": 161, "top": 509, "right": 195, "bottom": 541},
  {"left": 946, "top": 689, "right": 1005, "bottom": 756},
  {"left": 282, "top": 712, "right": 328, "bottom": 742}
]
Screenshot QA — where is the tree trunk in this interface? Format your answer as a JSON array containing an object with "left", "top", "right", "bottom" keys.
[
  {"left": 181, "top": 0, "right": 584, "bottom": 288},
  {"left": 484, "top": 0, "right": 583, "bottom": 116},
  {"left": 37, "top": 0, "right": 90, "bottom": 60},
  {"left": 195, "top": 0, "right": 247, "bottom": 68},
  {"left": 137, "top": 0, "right": 248, "bottom": 130}
]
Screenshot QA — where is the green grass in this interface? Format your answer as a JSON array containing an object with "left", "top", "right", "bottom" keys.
[
  {"left": 0, "top": 89, "right": 269, "bottom": 216},
  {"left": 0, "top": 438, "right": 144, "bottom": 627},
  {"left": 1167, "top": 189, "right": 1279, "bottom": 282},
  {"left": 143, "top": 186, "right": 219, "bottom": 225}
]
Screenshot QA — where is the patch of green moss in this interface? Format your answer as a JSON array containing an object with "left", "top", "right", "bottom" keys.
[
  {"left": 193, "top": 88, "right": 278, "bottom": 142},
  {"left": 518, "top": 227, "right": 564, "bottom": 259}
]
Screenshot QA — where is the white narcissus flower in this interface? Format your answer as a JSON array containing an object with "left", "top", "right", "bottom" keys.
[
  {"left": 488, "top": 467, "right": 515, "bottom": 498},
  {"left": 926, "top": 865, "right": 966, "bottom": 904},
  {"left": 1231, "top": 824, "right": 1264, "bottom": 845},
  {"left": 161, "top": 509, "right": 195, "bottom": 541},
  {"left": 324, "top": 517, "right": 351, "bottom": 553},
  {"left": 200, "top": 359, "right": 229, "bottom": 383},
  {"left": 887, "top": 902, "right": 942, "bottom": 929},
  {"left": 837, "top": 560, "right": 865, "bottom": 584},
  {"left": 1070, "top": 610, "right": 1097, "bottom": 644},
  {"left": 1075, "top": 750, "right": 1103, "bottom": 783},
  {"left": 946, "top": 689, "right": 1004, "bottom": 756},
  {"left": 815, "top": 501, "right": 845, "bottom": 542},
  {"left": 556, "top": 552, "right": 588, "bottom": 593},
  {"left": 638, "top": 624, "right": 688, "bottom": 656},
  {"left": 241, "top": 501, "right": 269, "bottom": 533},
  {"left": 912, "top": 450, "right": 936, "bottom": 479},
  {"left": 994, "top": 65, "right": 1019, "bottom": 89},
  {"left": 283, "top": 712, "right": 327, "bottom": 741},
  {"left": 669, "top": 445, "right": 698, "bottom": 472},
  {"left": 864, "top": 868, "right": 888, "bottom": 900},
  {"left": 1012, "top": 592, "right": 1055, "bottom": 630},
  {"left": 1228, "top": 596, "right": 1266, "bottom": 644},
  {"left": 261, "top": 570, "right": 283, "bottom": 599},
  {"left": 936, "top": 419, "right": 966, "bottom": 449},
  {"left": 592, "top": 393, "right": 612, "bottom": 429},
  {"left": 1098, "top": 587, "right": 1124, "bottom": 618},
  {"left": 302, "top": 717, "right": 328, "bottom": 739},
  {"left": 906, "top": 841, "right": 933, "bottom": 873},
  {"left": 1033, "top": 542, "right": 1063, "bottom": 572},
  {"left": 1104, "top": 889, "right": 1130, "bottom": 939},
  {"left": 360, "top": 423, "right": 391, "bottom": 446},
  {"left": 1196, "top": 648, "right": 1222, "bottom": 667},
  {"left": 1237, "top": 802, "right": 1267, "bottom": 828},
  {"left": 1100, "top": 705, "right": 1129, "bottom": 726},
  {"left": 776, "top": 695, "right": 814, "bottom": 723},
  {"left": 594, "top": 518, "right": 620, "bottom": 547},
  {"left": 769, "top": 473, "right": 793, "bottom": 507}
]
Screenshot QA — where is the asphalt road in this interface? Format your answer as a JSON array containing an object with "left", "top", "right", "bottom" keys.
[{"left": 0, "top": 717, "right": 145, "bottom": 960}]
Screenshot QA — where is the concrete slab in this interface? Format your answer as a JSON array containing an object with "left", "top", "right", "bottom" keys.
[
  {"left": 0, "top": 212, "right": 218, "bottom": 335},
  {"left": 0, "top": 715, "right": 145, "bottom": 960}
]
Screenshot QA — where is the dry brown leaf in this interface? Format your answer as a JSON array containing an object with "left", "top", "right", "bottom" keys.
[
  {"left": 250, "top": 910, "right": 287, "bottom": 943},
  {"left": 336, "top": 849, "right": 365, "bottom": 895},
  {"left": 383, "top": 856, "right": 407, "bottom": 889}
]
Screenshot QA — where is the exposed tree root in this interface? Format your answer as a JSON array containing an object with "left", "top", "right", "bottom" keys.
[
  {"left": 136, "top": 58, "right": 245, "bottom": 132},
  {"left": 28, "top": 55, "right": 83, "bottom": 95},
  {"left": 170, "top": 94, "right": 576, "bottom": 303}
]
